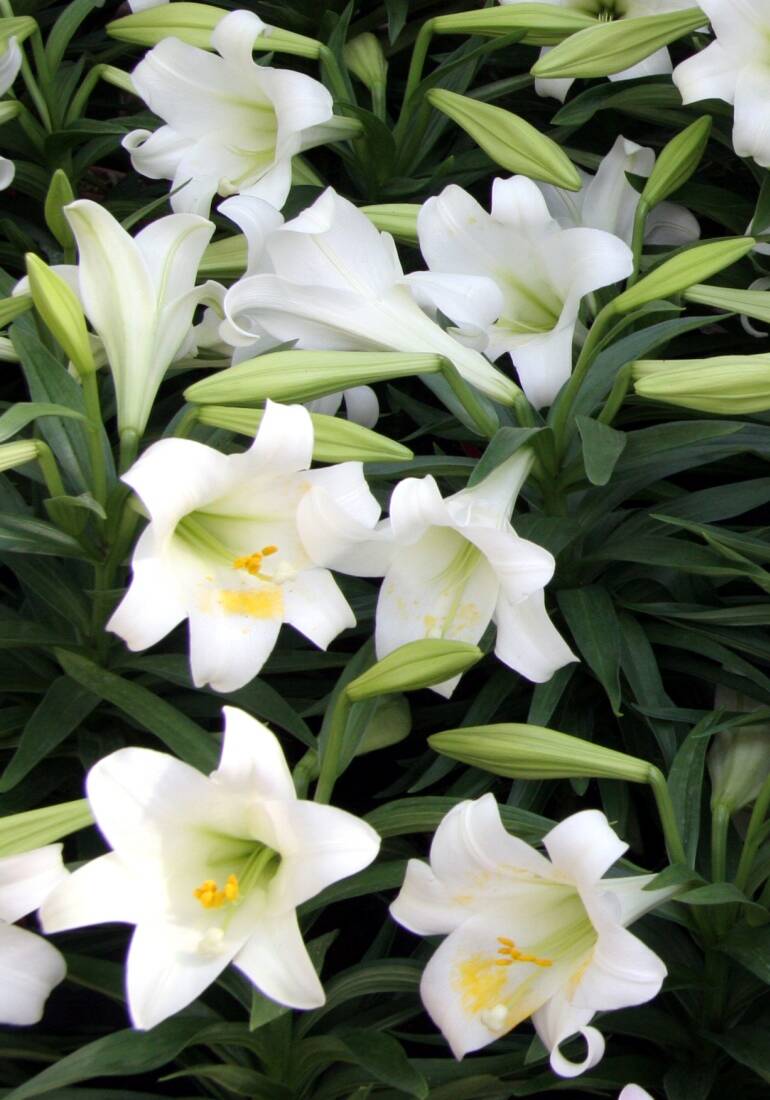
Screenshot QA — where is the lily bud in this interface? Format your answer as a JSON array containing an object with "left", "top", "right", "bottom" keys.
[
  {"left": 99, "top": 64, "right": 135, "bottom": 94},
  {"left": 641, "top": 117, "right": 712, "bottom": 210},
  {"left": 685, "top": 283, "right": 770, "bottom": 326},
  {"left": 531, "top": 8, "right": 705, "bottom": 79},
  {"left": 427, "top": 89, "right": 581, "bottom": 191},
  {"left": 0, "top": 15, "right": 36, "bottom": 46},
  {"left": 344, "top": 32, "right": 387, "bottom": 92},
  {"left": 0, "top": 293, "right": 31, "bottom": 326},
  {"left": 0, "top": 101, "right": 20, "bottom": 126},
  {"left": 633, "top": 354, "right": 770, "bottom": 414},
  {"left": 196, "top": 405, "right": 414, "bottom": 463},
  {"left": 432, "top": 5, "right": 596, "bottom": 46},
  {"left": 611, "top": 238, "right": 755, "bottom": 314},
  {"left": 0, "top": 798, "right": 93, "bottom": 859},
  {"left": 709, "top": 688, "right": 770, "bottom": 813},
  {"left": 0, "top": 440, "right": 40, "bottom": 474},
  {"left": 346, "top": 641, "right": 483, "bottom": 701},
  {"left": 361, "top": 204, "right": 419, "bottom": 245},
  {"left": 44, "top": 170, "right": 75, "bottom": 252},
  {"left": 357, "top": 694, "right": 411, "bottom": 755},
  {"left": 184, "top": 350, "right": 444, "bottom": 405},
  {"left": 429, "top": 723, "right": 654, "bottom": 783},
  {"left": 25, "top": 254, "right": 95, "bottom": 376}
]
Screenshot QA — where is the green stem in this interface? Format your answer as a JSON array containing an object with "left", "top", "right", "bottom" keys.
[
  {"left": 711, "top": 802, "right": 730, "bottom": 885},
  {"left": 318, "top": 44, "right": 353, "bottom": 105},
  {"left": 174, "top": 405, "right": 199, "bottom": 439},
  {"left": 34, "top": 440, "right": 66, "bottom": 499},
  {"left": 648, "top": 765, "right": 688, "bottom": 867},
  {"left": 314, "top": 692, "right": 352, "bottom": 804},
  {"left": 735, "top": 771, "right": 770, "bottom": 892},
  {"left": 65, "top": 64, "right": 104, "bottom": 125},
  {"left": 627, "top": 198, "right": 650, "bottom": 289},
  {"left": 293, "top": 749, "right": 319, "bottom": 799},
  {"left": 81, "top": 371, "right": 107, "bottom": 511},
  {"left": 440, "top": 358, "right": 502, "bottom": 440},
  {"left": 119, "top": 429, "right": 139, "bottom": 474},
  {"left": 597, "top": 364, "right": 632, "bottom": 426},
  {"left": 548, "top": 302, "right": 618, "bottom": 458}
]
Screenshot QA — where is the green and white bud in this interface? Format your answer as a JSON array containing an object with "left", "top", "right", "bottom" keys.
[
  {"left": 0, "top": 100, "right": 20, "bottom": 126},
  {"left": 0, "top": 439, "right": 41, "bottom": 474},
  {"left": 44, "top": 170, "right": 75, "bottom": 252},
  {"left": 429, "top": 722, "right": 654, "bottom": 783},
  {"left": 344, "top": 32, "right": 387, "bottom": 92},
  {"left": 357, "top": 694, "right": 411, "bottom": 755},
  {"left": 611, "top": 238, "right": 755, "bottom": 315},
  {"left": 633, "top": 354, "right": 770, "bottom": 414},
  {"left": 0, "top": 799, "right": 93, "bottom": 859},
  {"left": 432, "top": 5, "right": 596, "bottom": 46},
  {"left": 99, "top": 64, "right": 136, "bottom": 95},
  {"left": 184, "top": 350, "right": 443, "bottom": 405},
  {"left": 710, "top": 688, "right": 770, "bottom": 813},
  {"left": 361, "top": 204, "right": 419, "bottom": 246},
  {"left": 0, "top": 15, "right": 36, "bottom": 46},
  {"left": 196, "top": 405, "right": 414, "bottom": 463},
  {"left": 25, "top": 254, "right": 95, "bottom": 377},
  {"left": 531, "top": 8, "right": 705, "bottom": 79},
  {"left": 426, "top": 89, "right": 581, "bottom": 191},
  {"left": 685, "top": 283, "right": 770, "bottom": 326},
  {"left": 346, "top": 641, "right": 483, "bottom": 702},
  {"left": 641, "top": 116, "right": 712, "bottom": 210},
  {"left": 0, "top": 293, "right": 31, "bottom": 327}
]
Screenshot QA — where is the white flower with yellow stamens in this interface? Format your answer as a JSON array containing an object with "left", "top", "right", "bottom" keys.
[
  {"left": 390, "top": 795, "right": 671, "bottom": 1077},
  {"left": 107, "top": 400, "right": 381, "bottom": 692},
  {"left": 40, "top": 707, "right": 380, "bottom": 1029}
]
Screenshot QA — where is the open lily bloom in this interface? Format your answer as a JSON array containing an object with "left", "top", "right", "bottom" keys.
[
  {"left": 41, "top": 707, "right": 380, "bottom": 1029},
  {"left": 390, "top": 796, "right": 670, "bottom": 1076},
  {"left": 0, "top": 157, "right": 13, "bottom": 191},
  {"left": 413, "top": 177, "right": 633, "bottom": 408},
  {"left": 108, "top": 401, "right": 380, "bottom": 692},
  {"left": 0, "top": 36, "right": 21, "bottom": 96},
  {"left": 0, "top": 845, "right": 67, "bottom": 1025},
  {"left": 619, "top": 1088, "right": 654, "bottom": 1100},
  {"left": 63, "top": 199, "right": 221, "bottom": 436},
  {"left": 501, "top": 0, "right": 698, "bottom": 102},
  {"left": 536, "top": 135, "right": 699, "bottom": 247},
  {"left": 223, "top": 186, "right": 520, "bottom": 406},
  {"left": 124, "top": 10, "right": 335, "bottom": 215},
  {"left": 673, "top": 0, "right": 770, "bottom": 168}
]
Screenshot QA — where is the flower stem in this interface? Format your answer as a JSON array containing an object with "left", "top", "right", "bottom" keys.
[
  {"left": 34, "top": 440, "right": 66, "bottom": 500},
  {"left": 627, "top": 198, "right": 650, "bottom": 289},
  {"left": 119, "top": 429, "right": 139, "bottom": 474},
  {"left": 735, "top": 771, "right": 770, "bottom": 893},
  {"left": 711, "top": 802, "right": 730, "bottom": 884},
  {"left": 648, "top": 765, "right": 688, "bottom": 867},
  {"left": 315, "top": 692, "right": 352, "bottom": 804},
  {"left": 549, "top": 302, "right": 618, "bottom": 458},
  {"left": 439, "top": 358, "right": 502, "bottom": 440},
  {"left": 394, "top": 18, "right": 434, "bottom": 143},
  {"left": 81, "top": 371, "right": 107, "bottom": 511}
]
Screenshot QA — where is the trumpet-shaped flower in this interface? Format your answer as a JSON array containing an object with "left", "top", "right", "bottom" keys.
[
  {"left": 673, "top": 1, "right": 770, "bottom": 168},
  {"left": 536, "top": 135, "right": 699, "bottom": 247},
  {"left": 123, "top": 10, "right": 335, "bottom": 215},
  {"left": 63, "top": 199, "right": 221, "bottom": 436},
  {"left": 390, "top": 796, "right": 670, "bottom": 1076},
  {"left": 413, "top": 177, "right": 633, "bottom": 408},
  {"left": 108, "top": 400, "right": 380, "bottom": 692},
  {"left": 307, "top": 449, "right": 575, "bottom": 696},
  {"left": 0, "top": 845, "right": 67, "bottom": 1025},
  {"left": 223, "top": 186, "right": 520, "bottom": 406},
  {"left": 0, "top": 36, "right": 21, "bottom": 96},
  {"left": 41, "top": 707, "right": 380, "bottom": 1029},
  {"left": 620, "top": 1088, "right": 654, "bottom": 1100},
  {"left": 501, "top": 0, "right": 698, "bottom": 102}
]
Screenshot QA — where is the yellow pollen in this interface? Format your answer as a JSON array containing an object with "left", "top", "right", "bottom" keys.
[
  {"left": 194, "top": 873, "right": 241, "bottom": 909},
  {"left": 219, "top": 587, "right": 284, "bottom": 619},
  {"left": 496, "top": 937, "right": 552, "bottom": 968},
  {"left": 233, "top": 545, "right": 279, "bottom": 576}
]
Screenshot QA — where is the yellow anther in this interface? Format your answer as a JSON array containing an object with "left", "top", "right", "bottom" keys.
[
  {"left": 496, "top": 936, "right": 552, "bottom": 968},
  {"left": 224, "top": 874, "right": 240, "bottom": 902},
  {"left": 261, "top": 545, "right": 278, "bottom": 556},
  {"left": 194, "top": 874, "right": 241, "bottom": 910},
  {"left": 233, "top": 545, "right": 280, "bottom": 576}
]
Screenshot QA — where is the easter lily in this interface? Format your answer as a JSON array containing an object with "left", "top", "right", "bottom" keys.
[
  {"left": 619, "top": 1088, "right": 654, "bottom": 1100},
  {"left": 223, "top": 186, "right": 521, "bottom": 406},
  {"left": 673, "top": 0, "right": 770, "bottom": 168},
  {"left": 0, "top": 36, "right": 21, "bottom": 96},
  {"left": 390, "top": 796, "right": 670, "bottom": 1076},
  {"left": 108, "top": 401, "right": 380, "bottom": 693},
  {"left": 123, "top": 10, "right": 336, "bottom": 215},
  {"left": 0, "top": 845, "right": 67, "bottom": 1025},
  {"left": 41, "top": 707, "right": 380, "bottom": 1029},
  {"left": 413, "top": 176, "right": 633, "bottom": 408}
]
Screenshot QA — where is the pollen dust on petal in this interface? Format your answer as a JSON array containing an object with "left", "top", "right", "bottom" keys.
[
  {"left": 218, "top": 586, "right": 284, "bottom": 619},
  {"left": 453, "top": 953, "right": 509, "bottom": 1015}
]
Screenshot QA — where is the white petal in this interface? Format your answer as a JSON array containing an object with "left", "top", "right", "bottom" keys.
[
  {"left": 0, "top": 845, "right": 67, "bottom": 924},
  {"left": 135, "top": 213, "right": 214, "bottom": 310},
  {"left": 493, "top": 589, "right": 577, "bottom": 683},
  {"left": 234, "top": 908, "right": 324, "bottom": 1009},
  {"left": 580, "top": 136, "right": 653, "bottom": 244},
  {"left": 609, "top": 46, "right": 672, "bottom": 82},
  {"left": 390, "top": 858, "right": 474, "bottom": 936},
  {"left": 673, "top": 40, "right": 738, "bottom": 106},
  {"left": 531, "top": 48, "right": 573, "bottom": 102},
  {"left": 543, "top": 810, "right": 627, "bottom": 884},
  {"left": 405, "top": 271, "right": 504, "bottom": 332},
  {"left": 213, "top": 706, "right": 296, "bottom": 802},
  {"left": 490, "top": 176, "right": 556, "bottom": 234},
  {"left": 0, "top": 924, "right": 66, "bottom": 1025},
  {"left": 245, "top": 399, "right": 314, "bottom": 475},
  {"left": 282, "top": 567, "right": 355, "bottom": 649},
  {"left": 107, "top": 528, "right": 190, "bottom": 651},
  {"left": 543, "top": 226, "right": 633, "bottom": 304},
  {"left": 733, "top": 63, "right": 770, "bottom": 167},
  {"left": 504, "top": 321, "right": 576, "bottom": 410},
  {"left": 122, "top": 126, "right": 188, "bottom": 181},
  {"left": 188, "top": 599, "right": 283, "bottom": 693},
  {"left": 218, "top": 194, "right": 283, "bottom": 276},
  {"left": 296, "top": 489, "right": 393, "bottom": 577},
  {"left": 306, "top": 461, "right": 381, "bottom": 529},
  {"left": 572, "top": 917, "right": 666, "bottom": 1014},
  {"left": 644, "top": 201, "right": 700, "bottom": 246},
  {"left": 450, "top": 448, "right": 534, "bottom": 523},
  {"left": 0, "top": 38, "right": 21, "bottom": 97},
  {"left": 210, "top": 9, "right": 268, "bottom": 69},
  {"left": 0, "top": 156, "right": 15, "bottom": 191},
  {"left": 261, "top": 67, "right": 334, "bottom": 153},
  {"left": 532, "top": 993, "right": 606, "bottom": 1079},
  {"left": 388, "top": 475, "right": 450, "bottom": 543},
  {"left": 601, "top": 874, "right": 679, "bottom": 927},
  {"left": 619, "top": 1087, "right": 654, "bottom": 1100},
  {"left": 462, "top": 526, "right": 555, "bottom": 605},
  {"left": 342, "top": 385, "right": 379, "bottom": 428},
  {"left": 40, "top": 853, "right": 143, "bottom": 932}
]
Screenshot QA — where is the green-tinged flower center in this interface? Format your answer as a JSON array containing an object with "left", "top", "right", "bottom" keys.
[
  {"left": 427, "top": 537, "right": 484, "bottom": 638},
  {"left": 193, "top": 840, "right": 280, "bottom": 912}
]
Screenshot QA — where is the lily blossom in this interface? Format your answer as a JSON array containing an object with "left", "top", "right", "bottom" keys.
[
  {"left": 41, "top": 707, "right": 380, "bottom": 1029},
  {"left": 108, "top": 400, "right": 380, "bottom": 693},
  {"left": 536, "top": 135, "right": 699, "bottom": 247},
  {"left": 500, "top": 0, "right": 699, "bottom": 102},
  {"left": 619, "top": 1088, "right": 654, "bottom": 1100},
  {"left": 673, "top": 0, "right": 770, "bottom": 168},
  {"left": 306, "top": 449, "right": 575, "bottom": 696},
  {"left": 390, "top": 796, "right": 670, "bottom": 1076},
  {"left": 413, "top": 177, "right": 633, "bottom": 408},
  {"left": 123, "top": 10, "right": 336, "bottom": 215},
  {"left": 0, "top": 845, "right": 67, "bottom": 1025},
  {"left": 0, "top": 36, "right": 21, "bottom": 96},
  {"left": 223, "top": 186, "right": 520, "bottom": 406},
  {"left": 0, "top": 157, "right": 13, "bottom": 191}
]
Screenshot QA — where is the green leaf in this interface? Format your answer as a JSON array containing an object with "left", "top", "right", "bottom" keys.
[
  {"left": 708, "top": 1025, "right": 770, "bottom": 1082},
  {"left": 667, "top": 716, "right": 712, "bottom": 866},
  {"left": 575, "top": 415, "right": 626, "bottom": 486},
  {"left": 339, "top": 1030, "right": 428, "bottom": 1099},
  {"left": 466, "top": 427, "right": 542, "bottom": 488},
  {"left": 642, "top": 863, "right": 703, "bottom": 892},
  {"left": 385, "top": 0, "right": 407, "bottom": 42},
  {"left": 720, "top": 923, "right": 770, "bottom": 984},
  {"left": 0, "top": 401, "right": 87, "bottom": 444},
  {"left": 558, "top": 587, "right": 622, "bottom": 715},
  {"left": 163, "top": 1065, "right": 292, "bottom": 1098},
  {"left": 678, "top": 882, "right": 765, "bottom": 910},
  {"left": 364, "top": 796, "right": 552, "bottom": 842},
  {"left": 0, "top": 512, "right": 90, "bottom": 559},
  {"left": 55, "top": 650, "right": 217, "bottom": 772},
  {"left": 0, "top": 614, "right": 71, "bottom": 647}
]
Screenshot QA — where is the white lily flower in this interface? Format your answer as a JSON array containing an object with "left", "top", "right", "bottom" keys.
[
  {"left": 709, "top": 686, "right": 770, "bottom": 813},
  {"left": 41, "top": 707, "right": 380, "bottom": 1029},
  {"left": 223, "top": 186, "right": 520, "bottom": 406},
  {"left": 390, "top": 795, "right": 670, "bottom": 1076},
  {"left": 412, "top": 177, "right": 633, "bottom": 409},
  {"left": 0, "top": 845, "right": 67, "bottom": 1025},
  {"left": 123, "top": 10, "right": 335, "bottom": 215},
  {"left": 62, "top": 199, "right": 221, "bottom": 437},
  {"left": 620, "top": 1088, "right": 654, "bottom": 1100},
  {"left": 0, "top": 36, "right": 21, "bottom": 96},
  {"left": 500, "top": 0, "right": 698, "bottom": 102},
  {"left": 536, "top": 135, "right": 700, "bottom": 247},
  {"left": 108, "top": 400, "right": 380, "bottom": 692},
  {"left": 0, "top": 156, "right": 13, "bottom": 191},
  {"left": 673, "top": 0, "right": 770, "bottom": 168},
  {"left": 306, "top": 449, "right": 575, "bottom": 696}
]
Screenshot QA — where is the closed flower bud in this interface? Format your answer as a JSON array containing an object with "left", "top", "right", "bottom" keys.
[
  {"left": 633, "top": 355, "right": 770, "bottom": 414},
  {"left": 0, "top": 439, "right": 40, "bottom": 474},
  {"left": 611, "top": 238, "right": 755, "bottom": 315},
  {"left": 360, "top": 203, "right": 419, "bottom": 245},
  {"left": 685, "top": 283, "right": 770, "bottom": 326},
  {"left": 429, "top": 723, "right": 654, "bottom": 783},
  {"left": 432, "top": 5, "right": 596, "bottom": 46},
  {"left": 0, "top": 798, "right": 92, "bottom": 859},
  {"left": 344, "top": 32, "right": 387, "bottom": 92},
  {"left": 641, "top": 116, "right": 712, "bottom": 210},
  {"left": 357, "top": 694, "right": 411, "bottom": 754},
  {"left": 426, "top": 89, "right": 581, "bottom": 191},
  {"left": 0, "top": 100, "right": 20, "bottom": 125},
  {"left": 709, "top": 688, "right": 770, "bottom": 813},
  {"left": 25, "top": 254, "right": 96, "bottom": 376},
  {"left": 44, "top": 170, "right": 75, "bottom": 252},
  {"left": 346, "top": 640, "right": 483, "bottom": 701}
]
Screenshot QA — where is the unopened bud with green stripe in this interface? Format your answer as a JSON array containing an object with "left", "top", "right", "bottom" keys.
[
  {"left": 361, "top": 204, "right": 419, "bottom": 245},
  {"left": 347, "top": 641, "right": 483, "bottom": 701},
  {"left": 432, "top": 5, "right": 596, "bottom": 45},
  {"left": 641, "top": 116, "right": 712, "bottom": 210},
  {"left": 429, "top": 722, "right": 654, "bottom": 783},
  {"left": 344, "top": 32, "right": 387, "bottom": 92},
  {"left": 633, "top": 354, "right": 770, "bottom": 414},
  {"left": 25, "top": 255, "right": 95, "bottom": 377},
  {"left": 0, "top": 799, "right": 93, "bottom": 859},
  {"left": 44, "top": 171, "right": 75, "bottom": 253}
]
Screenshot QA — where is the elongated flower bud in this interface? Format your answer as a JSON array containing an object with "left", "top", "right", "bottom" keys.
[
  {"left": 25, "top": 254, "right": 95, "bottom": 376},
  {"left": 361, "top": 204, "right": 419, "bottom": 245},
  {"left": 641, "top": 116, "right": 712, "bottom": 210},
  {"left": 430, "top": 723, "right": 654, "bottom": 783},
  {"left": 685, "top": 283, "right": 770, "bottom": 326},
  {"left": 344, "top": 33, "right": 387, "bottom": 92},
  {"left": 611, "top": 238, "right": 755, "bottom": 314},
  {"left": 346, "top": 641, "right": 483, "bottom": 701},
  {"left": 633, "top": 355, "right": 770, "bottom": 413},
  {"left": 44, "top": 170, "right": 75, "bottom": 252},
  {"left": 0, "top": 439, "right": 40, "bottom": 474},
  {"left": 710, "top": 688, "right": 770, "bottom": 813},
  {"left": 0, "top": 799, "right": 93, "bottom": 859},
  {"left": 432, "top": 5, "right": 596, "bottom": 46}
]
